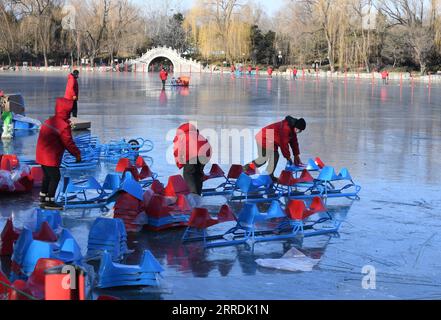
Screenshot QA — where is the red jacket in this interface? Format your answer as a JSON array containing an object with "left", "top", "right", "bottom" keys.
[
  {"left": 293, "top": 69, "right": 298, "bottom": 75},
  {"left": 64, "top": 74, "right": 78, "bottom": 100},
  {"left": 256, "top": 120, "right": 300, "bottom": 160},
  {"left": 381, "top": 71, "right": 389, "bottom": 79},
  {"left": 36, "top": 98, "right": 81, "bottom": 167},
  {"left": 173, "top": 123, "right": 212, "bottom": 169},
  {"left": 267, "top": 68, "right": 273, "bottom": 75},
  {"left": 160, "top": 70, "right": 168, "bottom": 81}
]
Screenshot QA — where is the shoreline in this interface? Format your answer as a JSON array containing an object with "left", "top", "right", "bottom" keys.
[{"left": 1, "top": 66, "right": 440, "bottom": 83}]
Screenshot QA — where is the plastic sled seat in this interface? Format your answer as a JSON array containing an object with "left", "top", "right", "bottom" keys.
[
  {"left": 201, "top": 165, "right": 246, "bottom": 197},
  {"left": 174, "top": 194, "right": 192, "bottom": 212},
  {"left": 0, "top": 218, "right": 20, "bottom": 256},
  {"left": 139, "top": 164, "right": 154, "bottom": 181},
  {"left": 123, "top": 167, "right": 140, "bottom": 182},
  {"left": 26, "top": 258, "right": 65, "bottom": 300},
  {"left": 189, "top": 208, "right": 219, "bottom": 229},
  {"left": 87, "top": 218, "right": 128, "bottom": 261},
  {"left": 135, "top": 156, "right": 151, "bottom": 169},
  {"left": 11, "top": 228, "right": 34, "bottom": 266},
  {"left": 277, "top": 170, "right": 295, "bottom": 187},
  {"left": 143, "top": 188, "right": 155, "bottom": 208},
  {"left": 227, "top": 165, "right": 244, "bottom": 180},
  {"left": 88, "top": 218, "right": 127, "bottom": 244},
  {"left": 203, "top": 204, "right": 262, "bottom": 249},
  {"left": 230, "top": 173, "right": 277, "bottom": 203},
  {"left": 14, "top": 174, "right": 34, "bottom": 193},
  {"left": 52, "top": 237, "right": 83, "bottom": 263},
  {"left": 102, "top": 174, "right": 121, "bottom": 194},
  {"left": 317, "top": 167, "right": 340, "bottom": 182},
  {"left": 237, "top": 173, "right": 273, "bottom": 192},
  {"left": 315, "top": 167, "right": 361, "bottom": 200},
  {"left": 33, "top": 222, "right": 58, "bottom": 242},
  {"left": 56, "top": 176, "right": 108, "bottom": 209},
  {"left": 151, "top": 180, "right": 165, "bottom": 195},
  {"left": 97, "top": 250, "right": 163, "bottom": 288},
  {"left": 164, "top": 175, "right": 191, "bottom": 198},
  {"left": 284, "top": 197, "right": 339, "bottom": 237},
  {"left": 286, "top": 158, "right": 323, "bottom": 173},
  {"left": 36, "top": 209, "right": 62, "bottom": 231},
  {"left": 217, "top": 205, "right": 236, "bottom": 223},
  {"left": 182, "top": 208, "right": 219, "bottom": 244},
  {"left": 265, "top": 201, "right": 287, "bottom": 220},
  {"left": 22, "top": 240, "right": 54, "bottom": 275},
  {"left": 108, "top": 173, "right": 144, "bottom": 203},
  {"left": 315, "top": 157, "right": 325, "bottom": 169},
  {"left": 1, "top": 154, "right": 19, "bottom": 171},
  {"left": 181, "top": 205, "right": 235, "bottom": 246},
  {"left": 204, "top": 164, "right": 226, "bottom": 182},
  {"left": 137, "top": 164, "right": 157, "bottom": 188}
]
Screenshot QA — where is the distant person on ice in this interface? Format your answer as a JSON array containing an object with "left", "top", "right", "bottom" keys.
[
  {"left": 381, "top": 70, "right": 389, "bottom": 85},
  {"left": 245, "top": 116, "right": 307, "bottom": 182},
  {"left": 293, "top": 67, "right": 298, "bottom": 80},
  {"left": 64, "top": 70, "right": 79, "bottom": 118},
  {"left": 267, "top": 66, "right": 273, "bottom": 78},
  {"left": 160, "top": 68, "right": 168, "bottom": 89},
  {"left": 173, "top": 123, "right": 212, "bottom": 196},
  {"left": 36, "top": 98, "right": 81, "bottom": 210}
]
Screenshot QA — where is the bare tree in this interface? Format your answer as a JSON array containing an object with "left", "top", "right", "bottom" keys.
[
  {"left": 12, "top": 0, "right": 63, "bottom": 67},
  {"left": 0, "top": 0, "right": 19, "bottom": 65},
  {"left": 379, "top": 0, "right": 435, "bottom": 74}
]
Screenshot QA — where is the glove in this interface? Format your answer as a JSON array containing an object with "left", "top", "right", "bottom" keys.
[{"left": 76, "top": 155, "right": 82, "bottom": 163}]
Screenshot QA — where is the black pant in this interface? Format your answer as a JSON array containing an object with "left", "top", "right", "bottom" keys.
[
  {"left": 252, "top": 146, "right": 280, "bottom": 176},
  {"left": 162, "top": 80, "right": 166, "bottom": 88},
  {"left": 41, "top": 166, "right": 61, "bottom": 198},
  {"left": 71, "top": 100, "right": 78, "bottom": 118},
  {"left": 183, "top": 162, "right": 205, "bottom": 196}
]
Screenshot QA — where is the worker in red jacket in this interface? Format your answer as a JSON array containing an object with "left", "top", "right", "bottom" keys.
[
  {"left": 64, "top": 70, "right": 79, "bottom": 118},
  {"left": 36, "top": 98, "right": 82, "bottom": 210},
  {"left": 381, "top": 70, "right": 389, "bottom": 84},
  {"left": 293, "top": 67, "right": 298, "bottom": 79},
  {"left": 246, "top": 116, "right": 307, "bottom": 181},
  {"left": 267, "top": 66, "right": 273, "bottom": 78},
  {"left": 173, "top": 123, "right": 212, "bottom": 195},
  {"left": 160, "top": 68, "right": 168, "bottom": 88}
]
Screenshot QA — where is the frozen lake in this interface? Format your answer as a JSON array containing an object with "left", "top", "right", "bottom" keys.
[{"left": 1, "top": 71, "right": 441, "bottom": 300}]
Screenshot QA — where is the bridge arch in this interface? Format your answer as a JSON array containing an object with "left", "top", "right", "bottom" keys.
[{"left": 132, "top": 46, "right": 205, "bottom": 73}]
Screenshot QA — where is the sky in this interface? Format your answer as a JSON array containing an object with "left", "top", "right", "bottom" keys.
[{"left": 139, "top": 0, "right": 285, "bottom": 16}]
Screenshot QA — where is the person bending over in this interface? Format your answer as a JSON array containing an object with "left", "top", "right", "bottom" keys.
[
  {"left": 245, "top": 116, "right": 306, "bottom": 182},
  {"left": 173, "top": 123, "right": 212, "bottom": 196},
  {"left": 36, "top": 98, "right": 81, "bottom": 210}
]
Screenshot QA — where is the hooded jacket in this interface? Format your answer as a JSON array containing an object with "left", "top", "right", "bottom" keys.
[
  {"left": 256, "top": 120, "right": 300, "bottom": 160},
  {"left": 64, "top": 73, "right": 79, "bottom": 100},
  {"left": 173, "top": 123, "right": 212, "bottom": 169},
  {"left": 36, "top": 98, "right": 81, "bottom": 167},
  {"left": 160, "top": 70, "right": 168, "bottom": 81}
]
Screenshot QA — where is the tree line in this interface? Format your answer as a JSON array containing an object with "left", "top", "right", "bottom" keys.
[{"left": 1, "top": 0, "right": 440, "bottom": 74}]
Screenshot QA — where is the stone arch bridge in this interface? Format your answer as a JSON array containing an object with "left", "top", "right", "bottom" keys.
[{"left": 131, "top": 46, "right": 206, "bottom": 73}]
